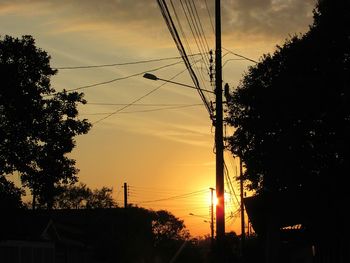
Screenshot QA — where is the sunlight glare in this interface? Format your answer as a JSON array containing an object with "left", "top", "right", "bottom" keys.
[{"left": 206, "top": 190, "right": 218, "bottom": 207}]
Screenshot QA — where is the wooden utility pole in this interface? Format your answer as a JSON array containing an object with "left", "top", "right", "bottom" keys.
[
  {"left": 240, "top": 159, "right": 245, "bottom": 253},
  {"left": 215, "top": 0, "right": 225, "bottom": 260},
  {"left": 210, "top": 187, "right": 215, "bottom": 247},
  {"left": 124, "top": 182, "right": 128, "bottom": 208}
]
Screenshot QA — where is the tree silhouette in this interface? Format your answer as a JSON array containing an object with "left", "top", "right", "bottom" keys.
[
  {"left": 0, "top": 176, "right": 24, "bottom": 209},
  {"left": 53, "top": 183, "right": 91, "bottom": 209},
  {"left": 226, "top": 0, "right": 349, "bottom": 197},
  {"left": 151, "top": 209, "right": 190, "bottom": 262},
  {"left": 152, "top": 210, "right": 189, "bottom": 245},
  {"left": 0, "top": 35, "right": 91, "bottom": 209},
  {"left": 87, "top": 186, "right": 117, "bottom": 208},
  {"left": 53, "top": 183, "right": 117, "bottom": 209}
]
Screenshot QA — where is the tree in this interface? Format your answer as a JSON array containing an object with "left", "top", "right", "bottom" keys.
[
  {"left": 226, "top": 0, "right": 350, "bottom": 198},
  {"left": 152, "top": 210, "right": 189, "bottom": 245},
  {"left": 53, "top": 183, "right": 91, "bottom": 209},
  {"left": 53, "top": 183, "right": 117, "bottom": 209},
  {"left": 87, "top": 186, "right": 117, "bottom": 208},
  {"left": 0, "top": 35, "right": 91, "bottom": 208},
  {"left": 225, "top": 1, "right": 350, "bottom": 260},
  {"left": 151, "top": 210, "right": 190, "bottom": 262},
  {"left": 0, "top": 176, "right": 24, "bottom": 209}
]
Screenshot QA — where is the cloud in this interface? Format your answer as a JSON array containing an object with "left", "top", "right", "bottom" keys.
[
  {"left": 1, "top": 0, "right": 317, "bottom": 62},
  {"left": 0, "top": 0, "right": 164, "bottom": 31},
  {"left": 222, "top": 0, "right": 316, "bottom": 40},
  {"left": 106, "top": 115, "right": 213, "bottom": 147},
  {"left": 1, "top": 0, "right": 316, "bottom": 41},
  {"left": 62, "top": 0, "right": 317, "bottom": 53},
  {"left": 137, "top": 122, "right": 213, "bottom": 147},
  {"left": 0, "top": 1, "right": 51, "bottom": 16}
]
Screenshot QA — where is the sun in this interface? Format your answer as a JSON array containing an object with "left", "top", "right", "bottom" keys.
[
  {"left": 206, "top": 190, "right": 218, "bottom": 207},
  {"left": 207, "top": 191, "right": 234, "bottom": 208}
]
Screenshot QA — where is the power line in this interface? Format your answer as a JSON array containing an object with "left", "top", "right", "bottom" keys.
[
  {"left": 157, "top": 0, "right": 213, "bottom": 118},
  {"left": 129, "top": 185, "right": 197, "bottom": 194},
  {"left": 81, "top": 104, "right": 202, "bottom": 115},
  {"left": 179, "top": 0, "right": 210, "bottom": 70},
  {"left": 224, "top": 161, "right": 240, "bottom": 207},
  {"left": 92, "top": 65, "right": 193, "bottom": 125},
  {"left": 171, "top": 0, "right": 213, "bottom": 84},
  {"left": 54, "top": 53, "right": 201, "bottom": 70},
  {"left": 222, "top": 47, "right": 258, "bottom": 64},
  {"left": 189, "top": 0, "right": 211, "bottom": 53},
  {"left": 136, "top": 189, "right": 208, "bottom": 204},
  {"left": 186, "top": 0, "right": 214, "bottom": 96},
  {"left": 170, "top": 0, "right": 208, "bottom": 86},
  {"left": 171, "top": 0, "right": 213, "bottom": 99},
  {"left": 66, "top": 60, "right": 184, "bottom": 92},
  {"left": 204, "top": 0, "right": 215, "bottom": 33},
  {"left": 86, "top": 102, "right": 201, "bottom": 106},
  {"left": 171, "top": 0, "right": 211, "bottom": 92}
]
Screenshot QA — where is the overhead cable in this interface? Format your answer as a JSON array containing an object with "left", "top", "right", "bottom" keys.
[
  {"left": 157, "top": 0, "right": 213, "bottom": 119},
  {"left": 87, "top": 102, "right": 201, "bottom": 107},
  {"left": 178, "top": 0, "right": 211, "bottom": 71},
  {"left": 54, "top": 53, "right": 201, "bottom": 70},
  {"left": 137, "top": 189, "right": 208, "bottom": 204},
  {"left": 222, "top": 47, "right": 258, "bottom": 64},
  {"left": 224, "top": 161, "right": 240, "bottom": 207},
  {"left": 170, "top": 0, "right": 213, "bottom": 98},
  {"left": 92, "top": 64, "right": 195, "bottom": 125},
  {"left": 67, "top": 60, "right": 184, "bottom": 92},
  {"left": 81, "top": 104, "right": 202, "bottom": 115},
  {"left": 204, "top": 0, "right": 215, "bottom": 33}
]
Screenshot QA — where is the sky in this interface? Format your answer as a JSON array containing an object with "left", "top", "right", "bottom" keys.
[{"left": 1, "top": 0, "right": 316, "bottom": 237}]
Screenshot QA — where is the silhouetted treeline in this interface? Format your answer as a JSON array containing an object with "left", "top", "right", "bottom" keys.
[
  {"left": 0, "top": 35, "right": 91, "bottom": 209},
  {"left": 227, "top": 0, "right": 350, "bottom": 262},
  {"left": 0, "top": 207, "right": 213, "bottom": 263}
]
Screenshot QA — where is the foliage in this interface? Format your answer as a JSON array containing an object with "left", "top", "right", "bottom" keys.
[
  {"left": 152, "top": 209, "right": 190, "bottom": 245},
  {"left": 226, "top": 0, "right": 350, "bottom": 204},
  {"left": 87, "top": 186, "right": 117, "bottom": 208},
  {"left": 53, "top": 183, "right": 117, "bottom": 209},
  {"left": 0, "top": 35, "right": 91, "bottom": 208},
  {"left": 150, "top": 209, "right": 193, "bottom": 262},
  {"left": 53, "top": 183, "right": 91, "bottom": 209},
  {"left": 0, "top": 176, "right": 24, "bottom": 209}
]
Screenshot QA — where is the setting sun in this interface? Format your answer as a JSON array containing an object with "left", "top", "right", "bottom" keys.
[{"left": 206, "top": 190, "right": 235, "bottom": 208}]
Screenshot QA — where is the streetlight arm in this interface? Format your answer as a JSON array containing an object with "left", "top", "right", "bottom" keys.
[
  {"left": 189, "top": 213, "right": 210, "bottom": 220},
  {"left": 143, "top": 73, "right": 214, "bottom": 94}
]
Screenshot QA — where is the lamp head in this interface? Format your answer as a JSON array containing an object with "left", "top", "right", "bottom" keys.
[{"left": 143, "top": 73, "right": 158, "bottom": 81}]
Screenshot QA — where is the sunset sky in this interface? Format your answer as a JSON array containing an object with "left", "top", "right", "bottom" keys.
[{"left": 1, "top": 0, "right": 316, "bottom": 237}]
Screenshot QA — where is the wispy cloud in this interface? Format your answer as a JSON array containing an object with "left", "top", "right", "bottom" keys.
[
  {"left": 103, "top": 115, "right": 213, "bottom": 147},
  {"left": 136, "top": 122, "right": 213, "bottom": 147},
  {"left": 222, "top": 0, "right": 316, "bottom": 40},
  {"left": 0, "top": 1, "right": 56, "bottom": 16},
  {"left": 1, "top": 0, "right": 316, "bottom": 43}
]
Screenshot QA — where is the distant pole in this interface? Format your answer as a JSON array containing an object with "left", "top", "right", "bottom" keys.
[
  {"left": 124, "top": 182, "right": 128, "bottom": 208},
  {"left": 240, "top": 159, "right": 245, "bottom": 251},
  {"left": 210, "top": 187, "right": 215, "bottom": 247},
  {"left": 215, "top": 0, "right": 225, "bottom": 247},
  {"left": 247, "top": 219, "right": 250, "bottom": 237},
  {"left": 32, "top": 192, "right": 36, "bottom": 210}
]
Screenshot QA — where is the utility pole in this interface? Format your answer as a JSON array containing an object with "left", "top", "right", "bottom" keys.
[
  {"left": 124, "top": 182, "right": 128, "bottom": 208},
  {"left": 240, "top": 159, "right": 245, "bottom": 253},
  {"left": 210, "top": 187, "right": 215, "bottom": 247},
  {"left": 215, "top": 0, "right": 225, "bottom": 247}
]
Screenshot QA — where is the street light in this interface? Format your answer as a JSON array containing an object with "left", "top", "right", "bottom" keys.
[
  {"left": 189, "top": 213, "right": 214, "bottom": 247},
  {"left": 143, "top": 73, "right": 214, "bottom": 94},
  {"left": 189, "top": 213, "right": 210, "bottom": 220}
]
